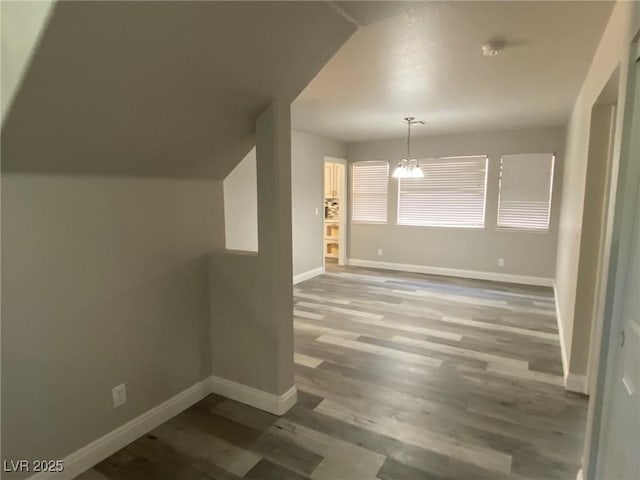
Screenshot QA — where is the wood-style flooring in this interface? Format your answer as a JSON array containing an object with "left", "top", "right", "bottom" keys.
[{"left": 77, "top": 264, "right": 588, "bottom": 480}]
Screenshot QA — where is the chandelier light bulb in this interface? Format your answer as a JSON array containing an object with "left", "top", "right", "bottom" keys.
[{"left": 394, "top": 120, "right": 425, "bottom": 179}]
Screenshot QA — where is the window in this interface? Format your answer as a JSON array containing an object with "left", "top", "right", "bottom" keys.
[
  {"left": 497, "top": 153, "right": 555, "bottom": 230},
  {"left": 351, "top": 161, "right": 389, "bottom": 223},
  {"left": 397, "top": 156, "right": 488, "bottom": 228}
]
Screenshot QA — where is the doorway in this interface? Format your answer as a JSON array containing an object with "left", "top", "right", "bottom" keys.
[
  {"left": 323, "top": 157, "right": 347, "bottom": 267},
  {"left": 578, "top": 69, "right": 620, "bottom": 396},
  {"left": 596, "top": 43, "right": 640, "bottom": 480},
  {"left": 582, "top": 41, "right": 640, "bottom": 480}
]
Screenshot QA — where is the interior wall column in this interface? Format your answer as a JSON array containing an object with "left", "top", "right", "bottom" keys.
[
  {"left": 209, "top": 99, "right": 295, "bottom": 410},
  {"left": 256, "top": 99, "right": 294, "bottom": 395}
]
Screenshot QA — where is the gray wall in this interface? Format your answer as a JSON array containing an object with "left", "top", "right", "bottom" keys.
[
  {"left": 224, "top": 147, "right": 258, "bottom": 252},
  {"left": 210, "top": 101, "right": 294, "bottom": 396},
  {"left": 220, "top": 130, "right": 346, "bottom": 277},
  {"left": 0, "top": 1, "right": 358, "bottom": 471},
  {"left": 1, "top": 174, "right": 224, "bottom": 474},
  {"left": 346, "top": 127, "right": 566, "bottom": 279},
  {"left": 292, "top": 130, "right": 346, "bottom": 277}
]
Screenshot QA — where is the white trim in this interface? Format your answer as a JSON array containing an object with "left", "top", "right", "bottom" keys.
[
  {"left": 553, "top": 284, "right": 589, "bottom": 394},
  {"left": 554, "top": 284, "right": 570, "bottom": 381},
  {"left": 347, "top": 258, "right": 554, "bottom": 287},
  {"left": 566, "top": 373, "right": 589, "bottom": 394},
  {"left": 28, "top": 377, "right": 213, "bottom": 480},
  {"left": 324, "top": 155, "right": 348, "bottom": 165},
  {"left": 27, "top": 376, "right": 297, "bottom": 479},
  {"left": 293, "top": 266, "right": 325, "bottom": 285},
  {"left": 210, "top": 375, "right": 297, "bottom": 416},
  {"left": 323, "top": 156, "right": 348, "bottom": 266}
]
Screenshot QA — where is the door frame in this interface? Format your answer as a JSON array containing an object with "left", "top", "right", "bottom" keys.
[
  {"left": 323, "top": 156, "right": 348, "bottom": 267},
  {"left": 585, "top": 101, "right": 618, "bottom": 396},
  {"left": 582, "top": 39, "right": 640, "bottom": 480}
]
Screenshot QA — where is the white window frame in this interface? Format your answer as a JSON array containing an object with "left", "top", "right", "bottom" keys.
[
  {"left": 496, "top": 153, "right": 555, "bottom": 232},
  {"left": 397, "top": 155, "right": 489, "bottom": 229},
  {"left": 351, "top": 160, "right": 389, "bottom": 224}
]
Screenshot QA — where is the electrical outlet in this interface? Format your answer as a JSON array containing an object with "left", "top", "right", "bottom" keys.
[
  {"left": 498, "top": 258, "right": 505, "bottom": 267},
  {"left": 315, "top": 207, "right": 319, "bottom": 216},
  {"left": 377, "top": 248, "right": 383, "bottom": 256},
  {"left": 112, "top": 383, "right": 127, "bottom": 408}
]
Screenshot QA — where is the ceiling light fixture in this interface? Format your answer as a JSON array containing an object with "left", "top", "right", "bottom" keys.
[
  {"left": 392, "top": 116, "right": 425, "bottom": 179},
  {"left": 481, "top": 41, "right": 505, "bottom": 57}
]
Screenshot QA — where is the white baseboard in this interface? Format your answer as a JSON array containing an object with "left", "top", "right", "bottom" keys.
[
  {"left": 28, "top": 376, "right": 297, "bottom": 479},
  {"left": 347, "top": 258, "right": 554, "bottom": 287},
  {"left": 29, "top": 377, "right": 213, "bottom": 480},
  {"left": 210, "top": 375, "right": 297, "bottom": 416},
  {"left": 553, "top": 284, "right": 570, "bottom": 381},
  {"left": 553, "top": 285, "right": 588, "bottom": 395},
  {"left": 293, "top": 266, "right": 325, "bottom": 285},
  {"left": 566, "top": 373, "right": 588, "bottom": 394}
]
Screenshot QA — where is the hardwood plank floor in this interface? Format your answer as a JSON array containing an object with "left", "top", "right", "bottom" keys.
[{"left": 76, "top": 264, "right": 588, "bottom": 480}]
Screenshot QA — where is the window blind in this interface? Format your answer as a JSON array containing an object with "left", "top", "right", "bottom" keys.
[
  {"left": 497, "top": 153, "right": 555, "bottom": 230},
  {"left": 397, "top": 156, "right": 488, "bottom": 228},
  {"left": 352, "top": 161, "right": 389, "bottom": 223}
]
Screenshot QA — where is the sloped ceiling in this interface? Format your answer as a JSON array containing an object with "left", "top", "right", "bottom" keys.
[
  {"left": 1, "top": 1, "right": 356, "bottom": 179},
  {"left": 0, "top": 0, "right": 55, "bottom": 122}
]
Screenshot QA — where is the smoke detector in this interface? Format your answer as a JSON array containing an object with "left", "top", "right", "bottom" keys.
[{"left": 482, "top": 41, "right": 506, "bottom": 57}]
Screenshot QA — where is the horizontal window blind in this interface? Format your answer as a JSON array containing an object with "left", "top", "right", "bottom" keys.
[
  {"left": 352, "top": 161, "right": 389, "bottom": 223},
  {"left": 398, "top": 156, "right": 488, "bottom": 228},
  {"left": 497, "top": 153, "right": 555, "bottom": 230}
]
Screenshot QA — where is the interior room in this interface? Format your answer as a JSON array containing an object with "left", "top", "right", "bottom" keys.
[
  {"left": 2, "top": 1, "right": 639, "bottom": 480},
  {"left": 323, "top": 158, "right": 346, "bottom": 266}
]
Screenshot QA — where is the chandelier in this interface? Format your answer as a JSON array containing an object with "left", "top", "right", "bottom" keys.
[{"left": 392, "top": 116, "right": 425, "bottom": 179}]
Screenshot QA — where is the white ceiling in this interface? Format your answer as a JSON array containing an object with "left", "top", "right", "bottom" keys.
[{"left": 292, "top": 1, "right": 614, "bottom": 142}]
